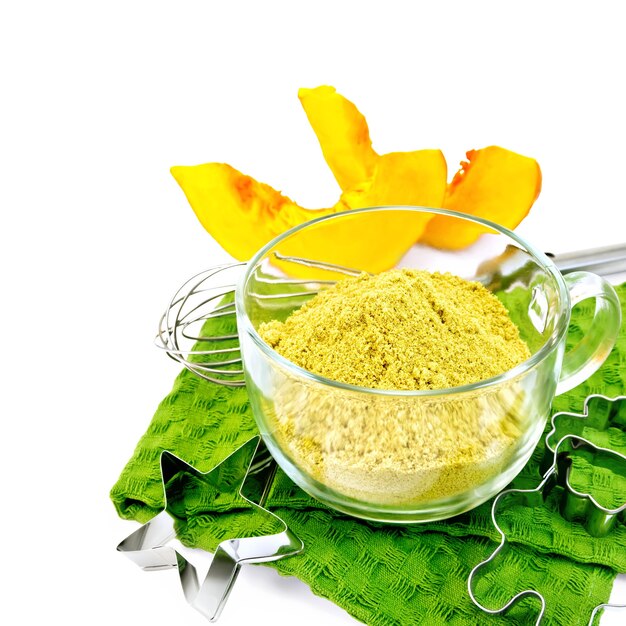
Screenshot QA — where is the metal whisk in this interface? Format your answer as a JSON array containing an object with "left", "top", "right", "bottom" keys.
[
  {"left": 156, "top": 263, "right": 246, "bottom": 386},
  {"left": 157, "top": 245, "right": 626, "bottom": 387}
]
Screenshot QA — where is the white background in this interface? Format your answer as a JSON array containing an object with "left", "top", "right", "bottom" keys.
[{"left": 1, "top": 1, "right": 625, "bottom": 624}]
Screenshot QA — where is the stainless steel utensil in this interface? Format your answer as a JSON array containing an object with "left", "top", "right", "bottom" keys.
[
  {"left": 468, "top": 394, "right": 626, "bottom": 625},
  {"left": 117, "top": 436, "right": 303, "bottom": 622}
]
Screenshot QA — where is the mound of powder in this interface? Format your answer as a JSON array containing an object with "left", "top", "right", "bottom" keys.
[{"left": 259, "top": 269, "right": 530, "bottom": 390}]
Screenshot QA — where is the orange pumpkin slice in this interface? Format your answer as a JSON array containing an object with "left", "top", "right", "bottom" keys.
[
  {"left": 170, "top": 162, "right": 334, "bottom": 261},
  {"left": 173, "top": 87, "right": 541, "bottom": 264},
  {"left": 419, "top": 146, "right": 542, "bottom": 249},
  {"left": 342, "top": 150, "right": 447, "bottom": 210},
  {"left": 299, "top": 85, "right": 378, "bottom": 190},
  {"left": 300, "top": 88, "right": 540, "bottom": 248},
  {"left": 170, "top": 162, "right": 430, "bottom": 273}
]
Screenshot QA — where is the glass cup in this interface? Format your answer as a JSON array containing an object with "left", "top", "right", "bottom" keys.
[{"left": 234, "top": 207, "right": 622, "bottom": 523}]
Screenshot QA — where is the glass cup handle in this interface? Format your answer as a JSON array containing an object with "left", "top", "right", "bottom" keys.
[{"left": 556, "top": 271, "right": 622, "bottom": 396}]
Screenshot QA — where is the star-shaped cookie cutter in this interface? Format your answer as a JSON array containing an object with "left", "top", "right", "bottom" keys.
[
  {"left": 468, "top": 434, "right": 626, "bottom": 625},
  {"left": 117, "top": 436, "right": 303, "bottom": 622}
]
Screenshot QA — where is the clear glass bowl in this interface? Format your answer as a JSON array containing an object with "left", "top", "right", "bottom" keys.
[{"left": 235, "top": 207, "right": 621, "bottom": 523}]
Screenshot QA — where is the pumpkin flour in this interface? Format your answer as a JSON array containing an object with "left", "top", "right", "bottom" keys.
[
  {"left": 258, "top": 269, "right": 532, "bottom": 505},
  {"left": 260, "top": 269, "right": 530, "bottom": 390}
]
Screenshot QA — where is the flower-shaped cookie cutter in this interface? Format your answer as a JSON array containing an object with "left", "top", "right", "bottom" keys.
[
  {"left": 544, "top": 394, "right": 626, "bottom": 463},
  {"left": 468, "top": 434, "right": 626, "bottom": 625},
  {"left": 543, "top": 394, "right": 626, "bottom": 537},
  {"left": 117, "top": 436, "right": 303, "bottom": 622}
]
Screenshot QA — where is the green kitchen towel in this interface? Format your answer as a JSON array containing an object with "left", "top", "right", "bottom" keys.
[{"left": 111, "top": 284, "right": 626, "bottom": 625}]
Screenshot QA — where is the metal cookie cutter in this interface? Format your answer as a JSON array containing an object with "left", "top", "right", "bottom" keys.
[
  {"left": 468, "top": 434, "right": 626, "bottom": 625},
  {"left": 545, "top": 394, "right": 626, "bottom": 462},
  {"left": 543, "top": 395, "right": 626, "bottom": 536},
  {"left": 117, "top": 436, "right": 303, "bottom": 622}
]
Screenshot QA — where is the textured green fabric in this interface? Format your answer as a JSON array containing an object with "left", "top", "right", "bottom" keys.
[{"left": 111, "top": 284, "right": 626, "bottom": 625}]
